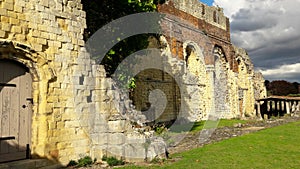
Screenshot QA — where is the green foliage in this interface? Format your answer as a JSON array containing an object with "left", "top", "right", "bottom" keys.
[
  {"left": 67, "top": 160, "right": 78, "bottom": 167},
  {"left": 82, "top": 0, "right": 166, "bottom": 88},
  {"left": 102, "top": 155, "right": 125, "bottom": 166},
  {"left": 150, "top": 156, "right": 166, "bottom": 164},
  {"left": 266, "top": 80, "right": 299, "bottom": 96},
  {"left": 77, "top": 156, "right": 95, "bottom": 167},
  {"left": 153, "top": 124, "right": 173, "bottom": 146},
  {"left": 67, "top": 156, "right": 96, "bottom": 168},
  {"left": 154, "top": 124, "right": 168, "bottom": 135},
  {"left": 82, "top": 0, "right": 163, "bottom": 38},
  {"left": 288, "top": 93, "right": 300, "bottom": 97}
]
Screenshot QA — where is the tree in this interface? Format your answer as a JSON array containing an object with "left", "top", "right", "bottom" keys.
[
  {"left": 81, "top": 0, "right": 165, "bottom": 88},
  {"left": 266, "top": 80, "right": 298, "bottom": 96}
]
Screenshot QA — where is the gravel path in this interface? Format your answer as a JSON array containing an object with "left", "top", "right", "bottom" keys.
[{"left": 168, "top": 115, "right": 300, "bottom": 154}]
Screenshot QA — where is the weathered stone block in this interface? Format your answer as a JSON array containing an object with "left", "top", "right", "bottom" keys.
[
  {"left": 11, "top": 25, "right": 22, "bottom": 33},
  {"left": 105, "top": 145, "right": 124, "bottom": 158},
  {"left": 107, "top": 120, "right": 126, "bottom": 133},
  {"left": 90, "top": 133, "right": 108, "bottom": 145},
  {"left": 2, "top": 2, "right": 14, "bottom": 10},
  {"left": 7, "top": 11, "right": 17, "bottom": 19},
  {"left": 1, "top": 22, "right": 11, "bottom": 31},
  {"left": 0, "top": 8, "right": 7, "bottom": 16},
  {"left": 14, "top": 5, "right": 23, "bottom": 13},
  {"left": 65, "top": 121, "right": 81, "bottom": 128},
  {"left": 71, "top": 139, "right": 89, "bottom": 147},
  {"left": 108, "top": 133, "right": 125, "bottom": 145},
  {"left": 0, "top": 30, "right": 6, "bottom": 38},
  {"left": 92, "top": 124, "right": 109, "bottom": 133},
  {"left": 124, "top": 143, "right": 146, "bottom": 162}
]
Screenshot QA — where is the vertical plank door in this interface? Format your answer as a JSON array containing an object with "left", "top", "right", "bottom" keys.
[{"left": 0, "top": 60, "right": 32, "bottom": 163}]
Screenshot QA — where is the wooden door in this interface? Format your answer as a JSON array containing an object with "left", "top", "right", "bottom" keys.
[{"left": 0, "top": 60, "right": 32, "bottom": 163}]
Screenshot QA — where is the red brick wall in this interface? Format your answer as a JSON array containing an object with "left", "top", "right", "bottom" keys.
[{"left": 158, "top": 2, "right": 239, "bottom": 72}]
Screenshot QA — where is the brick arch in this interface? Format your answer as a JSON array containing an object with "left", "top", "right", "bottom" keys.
[
  {"left": 236, "top": 56, "right": 247, "bottom": 72},
  {"left": 159, "top": 35, "right": 172, "bottom": 56},
  {"left": 183, "top": 41, "right": 207, "bottom": 78},
  {"left": 183, "top": 41, "right": 205, "bottom": 65},
  {"left": 213, "top": 45, "right": 228, "bottom": 63}
]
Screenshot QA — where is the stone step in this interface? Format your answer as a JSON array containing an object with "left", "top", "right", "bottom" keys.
[{"left": 0, "top": 159, "right": 63, "bottom": 169}]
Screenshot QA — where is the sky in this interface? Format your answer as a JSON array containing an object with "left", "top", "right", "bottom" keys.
[{"left": 199, "top": 0, "right": 300, "bottom": 83}]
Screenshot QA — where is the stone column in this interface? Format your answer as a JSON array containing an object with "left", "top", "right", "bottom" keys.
[
  {"left": 269, "top": 101, "right": 272, "bottom": 112},
  {"left": 256, "top": 101, "right": 262, "bottom": 119},
  {"left": 286, "top": 101, "right": 291, "bottom": 114}
]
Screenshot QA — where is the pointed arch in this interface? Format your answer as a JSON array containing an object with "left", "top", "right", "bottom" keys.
[{"left": 183, "top": 41, "right": 205, "bottom": 71}]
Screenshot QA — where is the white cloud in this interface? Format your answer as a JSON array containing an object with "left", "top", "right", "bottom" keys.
[
  {"left": 259, "top": 63, "right": 300, "bottom": 82},
  {"left": 214, "top": 0, "right": 300, "bottom": 82}
]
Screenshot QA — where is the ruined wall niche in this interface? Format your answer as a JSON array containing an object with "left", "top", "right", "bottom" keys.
[
  {"left": 183, "top": 41, "right": 206, "bottom": 84},
  {"left": 213, "top": 45, "right": 231, "bottom": 118},
  {"left": 213, "top": 45, "right": 228, "bottom": 73}
]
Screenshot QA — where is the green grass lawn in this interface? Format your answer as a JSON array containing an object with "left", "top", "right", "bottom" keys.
[
  {"left": 169, "top": 119, "right": 248, "bottom": 133},
  {"left": 122, "top": 121, "right": 300, "bottom": 169}
]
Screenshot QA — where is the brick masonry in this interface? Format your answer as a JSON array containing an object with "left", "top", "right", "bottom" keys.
[{"left": 0, "top": 0, "right": 267, "bottom": 165}]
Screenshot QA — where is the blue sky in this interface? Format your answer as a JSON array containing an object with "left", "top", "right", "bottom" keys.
[{"left": 200, "top": 0, "right": 214, "bottom": 6}]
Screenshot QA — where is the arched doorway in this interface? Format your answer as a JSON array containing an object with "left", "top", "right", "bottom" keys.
[{"left": 0, "top": 60, "right": 32, "bottom": 163}]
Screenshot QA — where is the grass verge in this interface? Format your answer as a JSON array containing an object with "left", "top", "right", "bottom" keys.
[{"left": 122, "top": 120, "right": 300, "bottom": 169}]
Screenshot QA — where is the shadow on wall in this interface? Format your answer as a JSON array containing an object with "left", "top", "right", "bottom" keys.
[
  {"left": 0, "top": 59, "right": 62, "bottom": 168},
  {"left": 0, "top": 59, "right": 27, "bottom": 92},
  {"left": 131, "top": 68, "right": 181, "bottom": 126},
  {"left": 0, "top": 140, "right": 63, "bottom": 168}
]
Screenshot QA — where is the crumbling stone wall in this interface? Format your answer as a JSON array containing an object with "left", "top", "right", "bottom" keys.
[
  {"left": 0, "top": 0, "right": 89, "bottom": 163},
  {"left": 0, "top": 0, "right": 163, "bottom": 165},
  {"left": 0, "top": 0, "right": 266, "bottom": 165},
  {"left": 129, "top": 0, "right": 266, "bottom": 122}
]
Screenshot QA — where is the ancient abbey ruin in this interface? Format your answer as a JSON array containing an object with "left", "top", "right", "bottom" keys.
[{"left": 0, "top": 0, "right": 266, "bottom": 165}]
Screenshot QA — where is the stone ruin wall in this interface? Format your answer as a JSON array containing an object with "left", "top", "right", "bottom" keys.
[
  {"left": 135, "top": 0, "right": 267, "bottom": 121},
  {"left": 0, "top": 0, "right": 90, "bottom": 164},
  {"left": 171, "top": 0, "right": 228, "bottom": 30},
  {"left": 0, "top": 0, "right": 164, "bottom": 165},
  {"left": 0, "top": 0, "right": 267, "bottom": 165}
]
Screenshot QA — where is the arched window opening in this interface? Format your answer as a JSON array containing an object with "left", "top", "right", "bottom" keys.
[{"left": 185, "top": 45, "right": 195, "bottom": 67}]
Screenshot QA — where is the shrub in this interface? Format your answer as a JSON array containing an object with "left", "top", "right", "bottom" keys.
[
  {"left": 67, "top": 160, "right": 78, "bottom": 167},
  {"left": 102, "top": 155, "right": 125, "bottom": 166},
  {"left": 77, "top": 156, "right": 94, "bottom": 167},
  {"left": 67, "top": 156, "right": 96, "bottom": 168},
  {"left": 150, "top": 156, "right": 165, "bottom": 164}
]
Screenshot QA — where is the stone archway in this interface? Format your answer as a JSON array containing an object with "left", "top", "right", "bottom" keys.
[
  {"left": 0, "top": 60, "right": 33, "bottom": 163},
  {"left": 182, "top": 41, "right": 207, "bottom": 121},
  {"left": 0, "top": 40, "right": 57, "bottom": 162},
  {"left": 213, "top": 46, "right": 231, "bottom": 118}
]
